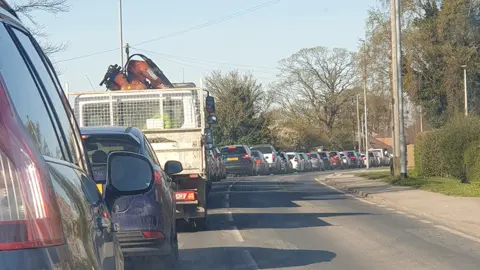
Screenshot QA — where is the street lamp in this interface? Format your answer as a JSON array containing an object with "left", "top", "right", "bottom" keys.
[
  {"left": 462, "top": 65, "right": 468, "bottom": 116},
  {"left": 119, "top": 0, "right": 124, "bottom": 67}
]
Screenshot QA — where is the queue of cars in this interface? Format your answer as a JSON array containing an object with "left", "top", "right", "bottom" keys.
[{"left": 208, "top": 144, "right": 391, "bottom": 178}]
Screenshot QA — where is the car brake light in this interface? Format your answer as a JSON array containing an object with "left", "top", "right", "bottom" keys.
[
  {"left": 243, "top": 154, "right": 249, "bottom": 158},
  {"left": 256, "top": 160, "right": 261, "bottom": 164},
  {"left": 175, "top": 191, "right": 197, "bottom": 201},
  {"left": 189, "top": 174, "right": 198, "bottom": 178},
  {"left": 228, "top": 146, "right": 236, "bottom": 149},
  {"left": 142, "top": 231, "right": 165, "bottom": 239},
  {"left": 0, "top": 75, "right": 64, "bottom": 250},
  {"left": 272, "top": 155, "right": 275, "bottom": 161},
  {"left": 81, "top": 135, "right": 88, "bottom": 140}
]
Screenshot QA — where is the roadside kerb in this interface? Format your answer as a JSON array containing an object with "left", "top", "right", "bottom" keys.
[{"left": 317, "top": 175, "right": 480, "bottom": 240}]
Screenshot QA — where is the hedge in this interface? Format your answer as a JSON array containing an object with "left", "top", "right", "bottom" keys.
[
  {"left": 464, "top": 141, "right": 480, "bottom": 183},
  {"left": 415, "top": 116, "right": 480, "bottom": 180}
]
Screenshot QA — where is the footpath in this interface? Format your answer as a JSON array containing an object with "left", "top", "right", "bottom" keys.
[{"left": 318, "top": 172, "right": 480, "bottom": 240}]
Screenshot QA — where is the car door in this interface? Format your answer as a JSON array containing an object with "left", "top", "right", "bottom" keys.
[{"left": 3, "top": 25, "right": 120, "bottom": 269}]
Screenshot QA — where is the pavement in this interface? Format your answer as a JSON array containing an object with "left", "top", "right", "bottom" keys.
[
  {"left": 174, "top": 171, "right": 480, "bottom": 270},
  {"left": 320, "top": 171, "right": 480, "bottom": 240}
]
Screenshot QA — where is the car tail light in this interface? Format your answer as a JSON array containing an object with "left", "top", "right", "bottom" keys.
[
  {"left": 142, "top": 231, "right": 165, "bottom": 239},
  {"left": 350, "top": 156, "right": 355, "bottom": 160},
  {"left": 0, "top": 75, "right": 64, "bottom": 250},
  {"left": 256, "top": 160, "right": 261, "bottom": 164},
  {"left": 294, "top": 158, "right": 298, "bottom": 162},
  {"left": 243, "top": 154, "right": 249, "bottom": 158},
  {"left": 189, "top": 174, "right": 198, "bottom": 178},
  {"left": 313, "top": 158, "right": 319, "bottom": 161},
  {"left": 272, "top": 155, "right": 275, "bottom": 161},
  {"left": 175, "top": 191, "right": 197, "bottom": 201}
]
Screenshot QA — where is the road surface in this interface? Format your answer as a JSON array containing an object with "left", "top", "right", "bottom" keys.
[{"left": 176, "top": 171, "right": 480, "bottom": 270}]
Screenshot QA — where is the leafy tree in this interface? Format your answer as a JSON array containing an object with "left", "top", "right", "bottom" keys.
[{"left": 204, "top": 70, "right": 272, "bottom": 146}]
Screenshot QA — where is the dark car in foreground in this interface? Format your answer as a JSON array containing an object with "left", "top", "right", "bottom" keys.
[
  {"left": 0, "top": 2, "right": 155, "bottom": 269},
  {"left": 221, "top": 145, "right": 255, "bottom": 176},
  {"left": 81, "top": 126, "right": 182, "bottom": 267}
]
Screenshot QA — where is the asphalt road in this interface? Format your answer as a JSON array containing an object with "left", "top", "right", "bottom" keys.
[{"left": 176, "top": 171, "right": 480, "bottom": 270}]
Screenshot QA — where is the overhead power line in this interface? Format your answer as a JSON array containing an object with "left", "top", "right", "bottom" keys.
[
  {"left": 56, "top": 0, "right": 281, "bottom": 63},
  {"left": 131, "top": 47, "right": 277, "bottom": 71}
]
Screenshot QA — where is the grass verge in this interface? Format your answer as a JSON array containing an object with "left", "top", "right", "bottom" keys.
[{"left": 356, "top": 169, "right": 480, "bottom": 197}]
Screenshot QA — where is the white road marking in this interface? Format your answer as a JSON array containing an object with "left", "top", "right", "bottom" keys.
[
  {"left": 395, "top": 211, "right": 406, "bottom": 215},
  {"left": 434, "top": 224, "right": 480, "bottom": 244},
  {"left": 227, "top": 211, "right": 234, "bottom": 222},
  {"left": 242, "top": 250, "right": 259, "bottom": 270},
  {"left": 230, "top": 226, "right": 244, "bottom": 242},
  {"left": 419, "top": 219, "right": 432, "bottom": 224},
  {"left": 386, "top": 207, "right": 395, "bottom": 211},
  {"left": 225, "top": 193, "right": 230, "bottom": 200},
  {"left": 406, "top": 214, "right": 416, "bottom": 219},
  {"left": 378, "top": 205, "right": 387, "bottom": 208}
]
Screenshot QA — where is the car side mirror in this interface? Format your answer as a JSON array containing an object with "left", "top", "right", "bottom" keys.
[
  {"left": 205, "top": 128, "right": 213, "bottom": 144},
  {"left": 207, "top": 115, "right": 217, "bottom": 125},
  {"left": 164, "top": 160, "right": 183, "bottom": 176},
  {"left": 104, "top": 152, "right": 154, "bottom": 208},
  {"left": 206, "top": 96, "right": 215, "bottom": 113}
]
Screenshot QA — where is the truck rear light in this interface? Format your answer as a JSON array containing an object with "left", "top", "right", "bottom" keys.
[
  {"left": 189, "top": 174, "right": 198, "bottom": 178},
  {"left": 0, "top": 75, "right": 64, "bottom": 251},
  {"left": 175, "top": 191, "right": 196, "bottom": 201},
  {"left": 142, "top": 231, "right": 165, "bottom": 239}
]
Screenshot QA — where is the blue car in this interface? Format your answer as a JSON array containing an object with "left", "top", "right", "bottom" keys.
[
  {"left": 81, "top": 127, "right": 181, "bottom": 267},
  {"left": 0, "top": 2, "right": 157, "bottom": 269}
]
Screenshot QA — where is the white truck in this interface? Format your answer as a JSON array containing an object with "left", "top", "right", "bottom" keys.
[{"left": 70, "top": 85, "right": 217, "bottom": 229}]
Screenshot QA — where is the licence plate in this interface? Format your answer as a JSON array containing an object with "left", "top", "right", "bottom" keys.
[
  {"left": 227, "top": 157, "right": 238, "bottom": 161},
  {"left": 175, "top": 193, "right": 186, "bottom": 200}
]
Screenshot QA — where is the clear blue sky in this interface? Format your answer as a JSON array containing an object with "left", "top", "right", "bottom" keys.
[{"left": 28, "top": 0, "right": 378, "bottom": 92}]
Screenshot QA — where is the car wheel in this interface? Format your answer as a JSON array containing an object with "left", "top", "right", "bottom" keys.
[{"left": 162, "top": 229, "right": 179, "bottom": 268}]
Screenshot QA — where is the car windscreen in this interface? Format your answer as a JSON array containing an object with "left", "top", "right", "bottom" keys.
[
  {"left": 329, "top": 152, "right": 338, "bottom": 157},
  {"left": 309, "top": 154, "right": 319, "bottom": 159},
  {"left": 83, "top": 134, "right": 141, "bottom": 182},
  {"left": 250, "top": 146, "right": 272, "bottom": 154},
  {"left": 287, "top": 154, "right": 296, "bottom": 159},
  {"left": 221, "top": 146, "right": 247, "bottom": 156}
]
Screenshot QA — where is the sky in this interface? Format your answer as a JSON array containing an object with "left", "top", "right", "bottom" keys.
[{"left": 22, "top": 0, "right": 378, "bottom": 92}]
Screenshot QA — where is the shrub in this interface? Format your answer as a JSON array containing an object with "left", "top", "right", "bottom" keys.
[
  {"left": 415, "top": 115, "right": 480, "bottom": 180},
  {"left": 464, "top": 141, "right": 480, "bottom": 183}
]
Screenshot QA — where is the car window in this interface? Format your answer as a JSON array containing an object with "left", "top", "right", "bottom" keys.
[
  {"left": 11, "top": 27, "right": 80, "bottom": 165},
  {"left": 250, "top": 146, "right": 273, "bottom": 154},
  {"left": 144, "top": 136, "right": 161, "bottom": 166},
  {"left": 287, "top": 154, "right": 295, "bottom": 159},
  {"left": 0, "top": 25, "right": 64, "bottom": 159},
  {"left": 221, "top": 146, "right": 247, "bottom": 155}
]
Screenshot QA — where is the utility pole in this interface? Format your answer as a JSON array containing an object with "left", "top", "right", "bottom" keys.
[
  {"left": 419, "top": 106, "right": 423, "bottom": 132},
  {"left": 391, "top": 0, "right": 407, "bottom": 178},
  {"left": 462, "top": 65, "right": 468, "bottom": 116},
  {"left": 356, "top": 94, "right": 362, "bottom": 153},
  {"left": 119, "top": 0, "right": 124, "bottom": 67},
  {"left": 395, "top": 0, "right": 407, "bottom": 178},
  {"left": 391, "top": 0, "right": 400, "bottom": 177},
  {"left": 362, "top": 39, "right": 370, "bottom": 169}
]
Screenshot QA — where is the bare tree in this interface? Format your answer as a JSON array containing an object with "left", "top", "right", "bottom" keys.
[
  {"left": 9, "top": 0, "right": 69, "bottom": 55},
  {"left": 276, "top": 46, "right": 359, "bottom": 133}
]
